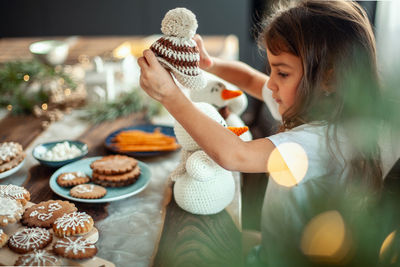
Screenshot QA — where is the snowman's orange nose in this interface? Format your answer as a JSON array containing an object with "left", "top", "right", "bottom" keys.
[
  {"left": 228, "top": 126, "right": 249, "bottom": 136},
  {"left": 221, "top": 89, "right": 243, "bottom": 100}
]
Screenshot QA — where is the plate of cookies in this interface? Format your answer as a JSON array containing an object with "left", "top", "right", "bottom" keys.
[
  {"left": 0, "top": 184, "right": 114, "bottom": 266},
  {"left": 49, "top": 155, "right": 151, "bottom": 203},
  {"left": 0, "top": 142, "right": 26, "bottom": 179},
  {"left": 105, "top": 124, "right": 180, "bottom": 157}
]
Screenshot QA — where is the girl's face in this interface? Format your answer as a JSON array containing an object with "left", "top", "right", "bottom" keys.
[{"left": 266, "top": 49, "right": 303, "bottom": 115}]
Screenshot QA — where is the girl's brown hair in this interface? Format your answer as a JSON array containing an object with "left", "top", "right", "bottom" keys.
[{"left": 259, "top": 0, "right": 382, "bottom": 191}]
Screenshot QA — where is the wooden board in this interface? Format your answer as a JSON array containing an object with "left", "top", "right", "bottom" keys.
[{"left": 0, "top": 202, "right": 115, "bottom": 266}]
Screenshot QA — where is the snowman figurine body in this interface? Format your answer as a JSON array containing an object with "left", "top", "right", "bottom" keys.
[{"left": 171, "top": 102, "right": 246, "bottom": 215}]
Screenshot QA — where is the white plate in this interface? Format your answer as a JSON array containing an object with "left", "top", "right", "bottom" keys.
[
  {"left": 0, "top": 159, "right": 25, "bottom": 179},
  {"left": 49, "top": 157, "right": 151, "bottom": 203}
]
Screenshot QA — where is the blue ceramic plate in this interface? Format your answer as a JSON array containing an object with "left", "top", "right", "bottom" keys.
[
  {"left": 105, "top": 124, "right": 178, "bottom": 157},
  {"left": 32, "top": 140, "right": 88, "bottom": 168},
  {"left": 49, "top": 157, "right": 151, "bottom": 203}
]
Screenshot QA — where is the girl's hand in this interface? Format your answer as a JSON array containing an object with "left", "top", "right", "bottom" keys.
[
  {"left": 137, "top": 49, "right": 178, "bottom": 104},
  {"left": 193, "top": 34, "right": 214, "bottom": 70}
]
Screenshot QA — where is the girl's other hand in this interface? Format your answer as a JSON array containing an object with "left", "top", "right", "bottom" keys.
[
  {"left": 194, "top": 34, "right": 214, "bottom": 70},
  {"left": 137, "top": 49, "right": 178, "bottom": 104}
]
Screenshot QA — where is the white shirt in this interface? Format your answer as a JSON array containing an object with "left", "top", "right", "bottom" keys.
[{"left": 259, "top": 81, "right": 400, "bottom": 264}]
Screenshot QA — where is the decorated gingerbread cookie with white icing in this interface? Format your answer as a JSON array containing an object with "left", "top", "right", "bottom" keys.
[
  {"left": 70, "top": 184, "right": 107, "bottom": 199},
  {"left": 53, "top": 236, "right": 97, "bottom": 259},
  {"left": 57, "top": 171, "right": 90, "bottom": 187},
  {"left": 0, "top": 197, "right": 24, "bottom": 227},
  {"left": 0, "top": 184, "right": 30, "bottom": 205},
  {"left": 22, "top": 200, "right": 77, "bottom": 228},
  {"left": 8, "top": 227, "right": 52, "bottom": 254},
  {"left": 0, "top": 142, "right": 22, "bottom": 165},
  {"left": 53, "top": 211, "right": 94, "bottom": 237},
  {"left": 0, "top": 228, "right": 8, "bottom": 248},
  {"left": 14, "top": 249, "right": 60, "bottom": 266}
]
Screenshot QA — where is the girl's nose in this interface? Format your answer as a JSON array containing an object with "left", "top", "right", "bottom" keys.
[{"left": 267, "top": 76, "right": 278, "bottom": 92}]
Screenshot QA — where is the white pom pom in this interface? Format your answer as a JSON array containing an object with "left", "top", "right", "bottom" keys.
[{"left": 161, "top": 8, "right": 198, "bottom": 39}]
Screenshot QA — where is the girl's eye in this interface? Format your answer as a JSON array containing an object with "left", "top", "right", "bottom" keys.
[{"left": 278, "top": 72, "right": 289, "bottom": 78}]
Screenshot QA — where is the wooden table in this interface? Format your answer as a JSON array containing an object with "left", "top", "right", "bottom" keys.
[{"left": 0, "top": 36, "right": 243, "bottom": 266}]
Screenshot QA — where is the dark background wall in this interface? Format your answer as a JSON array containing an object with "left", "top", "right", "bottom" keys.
[
  {"left": 0, "top": 0, "right": 267, "bottom": 72},
  {"left": 0, "top": 0, "right": 376, "bottom": 75}
]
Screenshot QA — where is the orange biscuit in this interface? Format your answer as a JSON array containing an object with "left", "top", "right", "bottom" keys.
[
  {"left": 22, "top": 200, "right": 77, "bottom": 228},
  {"left": 0, "top": 184, "right": 30, "bottom": 206},
  {"left": 8, "top": 227, "right": 52, "bottom": 254},
  {"left": 14, "top": 250, "right": 60, "bottom": 266},
  {"left": 53, "top": 236, "right": 97, "bottom": 259},
  {"left": 57, "top": 171, "right": 90, "bottom": 187},
  {"left": 92, "top": 165, "right": 141, "bottom": 182},
  {"left": 70, "top": 184, "right": 107, "bottom": 199},
  {"left": 0, "top": 197, "right": 24, "bottom": 227},
  {"left": 53, "top": 211, "right": 94, "bottom": 237},
  {"left": 0, "top": 141, "right": 23, "bottom": 165},
  {"left": 90, "top": 155, "right": 137, "bottom": 175},
  {"left": 0, "top": 152, "right": 25, "bottom": 173},
  {"left": 92, "top": 175, "right": 139, "bottom": 187}
]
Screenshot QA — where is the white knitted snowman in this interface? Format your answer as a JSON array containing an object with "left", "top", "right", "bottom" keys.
[
  {"left": 190, "top": 79, "right": 253, "bottom": 141},
  {"left": 171, "top": 102, "right": 248, "bottom": 215}
]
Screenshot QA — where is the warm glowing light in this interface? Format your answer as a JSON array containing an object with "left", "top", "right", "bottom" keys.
[
  {"left": 301, "top": 210, "right": 351, "bottom": 264},
  {"left": 64, "top": 88, "right": 71, "bottom": 96},
  {"left": 380, "top": 231, "right": 397, "bottom": 263},
  {"left": 113, "top": 41, "right": 132, "bottom": 59},
  {"left": 6, "top": 105, "right": 12, "bottom": 111},
  {"left": 78, "top": 55, "right": 90, "bottom": 64},
  {"left": 23, "top": 74, "right": 30, "bottom": 82},
  {"left": 41, "top": 103, "right": 48, "bottom": 110},
  {"left": 267, "top": 142, "right": 308, "bottom": 187},
  {"left": 58, "top": 78, "right": 65, "bottom": 85}
]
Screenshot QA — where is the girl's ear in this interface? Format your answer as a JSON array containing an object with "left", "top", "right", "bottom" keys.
[{"left": 322, "top": 68, "right": 335, "bottom": 95}]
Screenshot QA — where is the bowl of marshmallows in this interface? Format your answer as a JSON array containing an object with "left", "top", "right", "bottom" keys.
[{"left": 32, "top": 140, "right": 88, "bottom": 168}]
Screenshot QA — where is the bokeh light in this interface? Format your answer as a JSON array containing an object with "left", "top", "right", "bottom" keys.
[
  {"left": 380, "top": 230, "right": 398, "bottom": 264},
  {"left": 267, "top": 142, "right": 308, "bottom": 187},
  {"left": 300, "top": 210, "right": 352, "bottom": 264},
  {"left": 113, "top": 42, "right": 132, "bottom": 59},
  {"left": 41, "top": 103, "right": 48, "bottom": 110},
  {"left": 64, "top": 88, "right": 71, "bottom": 96},
  {"left": 23, "top": 74, "right": 30, "bottom": 82}
]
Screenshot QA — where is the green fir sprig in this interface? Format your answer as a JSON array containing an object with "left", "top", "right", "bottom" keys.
[
  {"left": 81, "top": 89, "right": 162, "bottom": 124},
  {"left": 0, "top": 59, "right": 76, "bottom": 114}
]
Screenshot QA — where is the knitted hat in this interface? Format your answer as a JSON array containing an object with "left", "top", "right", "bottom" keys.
[{"left": 150, "top": 8, "right": 206, "bottom": 90}]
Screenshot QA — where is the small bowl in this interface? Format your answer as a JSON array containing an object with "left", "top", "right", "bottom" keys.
[
  {"left": 32, "top": 140, "right": 88, "bottom": 168},
  {"left": 29, "top": 40, "right": 69, "bottom": 66}
]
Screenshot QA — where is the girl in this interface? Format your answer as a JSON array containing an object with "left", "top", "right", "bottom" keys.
[{"left": 138, "top": 0, "right": 383, "bottom": 265}]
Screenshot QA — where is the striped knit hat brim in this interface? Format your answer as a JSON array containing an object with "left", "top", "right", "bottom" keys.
[
  {"left": 151, "top": 36, "right": 206, "bottom": 90},
  {"left": 156, "top": 57, "right": 207, "bottom": 90}
]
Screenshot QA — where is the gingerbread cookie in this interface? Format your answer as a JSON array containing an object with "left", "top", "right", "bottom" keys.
[
  {"left": 92, "top": 176, "right": 138, "bottom": 187},
  {"left": 0, "top": 228, "right": 8, "bottom": 248},
  {"left": 0, "top": 151, "right": 25, "bottom": 173},
  {"left": 90, "top": 155, "right": 138, "bottom": 175},
  {"left": 0, "top": 197, "right": 24, "bottom": 227},
  {"left": 8, "top": 227, "right": 52, "bottom": 254},
  {"left": 53, "top": 236, "right": 97, "bottom": 259},
  {"left": 22, "top": 200, "right": 77, "bottom": 228},
  {"left": 70, "top": 184, "right": 107, "bottom": 199},
  {"left": 56, "top": 171, "right": 90, "bottom": 187},
  {"left": 14, "top": 250, "right": 60, "bottom": 266},
  {"left": 53, "top": 211, "right": 94, "bottom": 237},
  {"left": 0, "top": 184, "right": 30, "bottom": 205},
  {"left": 0, "top": 142, "right": 22, "bottom": 165},
  {"left": 92, "top": 164, "right": 141, "bottom": 182}
]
